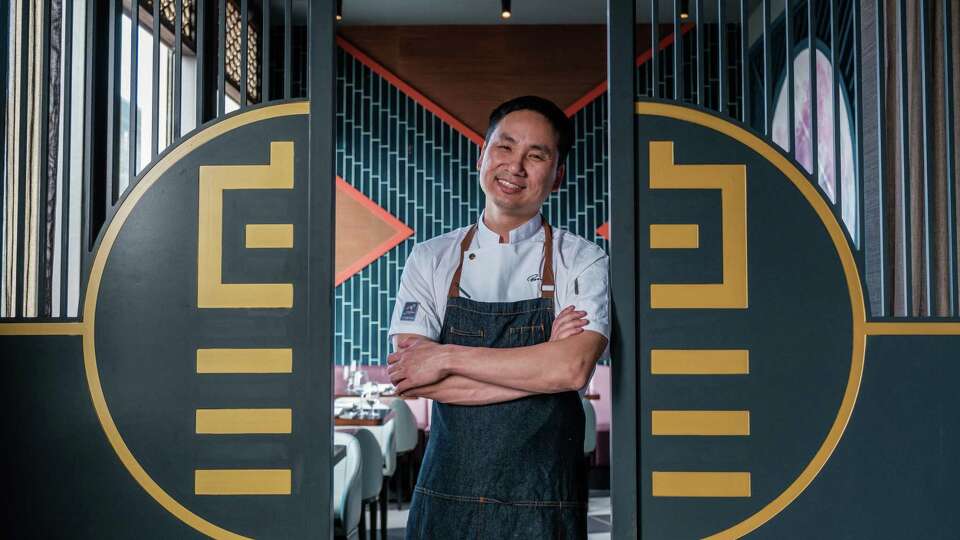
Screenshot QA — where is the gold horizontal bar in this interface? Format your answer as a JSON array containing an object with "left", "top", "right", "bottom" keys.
[
  {"left": 0, "top": 322, "right": 85, "bottom": 336},
  {"left": 195, "top": 409, "right": 292, "bottom": 434},
  {"left": 245, "top": 223, "right": 294, "bottom": 249},
  {"left": 651, "top": 349, "right": 749, "bottom": 375},
  {"left": 650, "top": 224, "right": 700, "bottom": 249},
  {"left": 194, "top": 469, "right": 291, "bottom": 495},
  {"left": 864, "top": 322, "right": 960, "bottom": 336},
  {"left": 652, "top": 471, "right": 751, "bottom": 497},
  {"left": 196, "top": 348, "right": 293, "bottom": 374},
  {"left": 652, "top": 410, "right": 750, "bottom": 436}
]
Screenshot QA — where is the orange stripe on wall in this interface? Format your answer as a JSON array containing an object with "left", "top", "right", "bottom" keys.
[
  {"left": 336, "top": 36, "right": 486, "bottom": 146},
  {"left": 339, "top": 26, "right": 693, "bottom": 144}
]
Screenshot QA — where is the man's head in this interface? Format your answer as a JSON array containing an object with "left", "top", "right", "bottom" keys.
[{"left": 477, "top": 96, "right": 572, "bottom": 220}]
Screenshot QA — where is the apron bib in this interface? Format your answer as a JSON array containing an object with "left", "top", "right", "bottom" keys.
[{"left": 405, "top": 221, "right": 588, "bottom": 540}]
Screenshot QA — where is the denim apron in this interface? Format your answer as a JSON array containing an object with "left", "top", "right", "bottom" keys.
[{"left": 405, "top": 221, "right": 588, "bottom": 539}]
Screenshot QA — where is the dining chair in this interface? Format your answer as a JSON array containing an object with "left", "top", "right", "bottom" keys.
[
  {"left": 379, "top": 420, "right": 397, "bottom": 539},
  {"left": 581, "top": 396, "right": 597, "bottom": 456},
  {"left": 333, "top": 432, "right": 363, "bottom": 540},
  {"left": 354, "top": 428, "right": 385, "bottom": 540},
  {"left": 387, "top": 398, "right": 419, "bottom": 509}
]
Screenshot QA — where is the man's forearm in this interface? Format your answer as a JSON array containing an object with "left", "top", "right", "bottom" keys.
[
  {"left": 404, "top": 375, "right": 535, "bottom": 405},
  {"left": 443, "top": 331, "right": 607, "bottom": 394}
]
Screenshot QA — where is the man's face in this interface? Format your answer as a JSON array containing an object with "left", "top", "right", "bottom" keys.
[{"left": 477, "top": 110, "right": 565, "bottom": 218}]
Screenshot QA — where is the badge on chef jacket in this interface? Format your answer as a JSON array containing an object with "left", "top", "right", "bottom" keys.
[{"left": 401, "top": 302, "right": 420, "bottom": 321}]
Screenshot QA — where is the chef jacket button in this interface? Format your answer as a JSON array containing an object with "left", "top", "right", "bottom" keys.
[{"left": 468, "top": 253, "right": 476, "bottom": 260}]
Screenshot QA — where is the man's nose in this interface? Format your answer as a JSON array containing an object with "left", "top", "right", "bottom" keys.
[{"left": 504, "top": 153, "right": 525, "bottom": 175}]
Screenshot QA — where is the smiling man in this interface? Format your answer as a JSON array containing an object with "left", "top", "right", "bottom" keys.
[{"left": 387, "top": 96, "right": 610, "bottom": 539}]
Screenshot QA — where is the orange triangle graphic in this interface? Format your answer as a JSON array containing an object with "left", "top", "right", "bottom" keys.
[
  {"left": 597, "top": 222, "right": 610, "bottom": 241},
  {"left": 336, "top": 177, "right": 414, "bottom": 285}
]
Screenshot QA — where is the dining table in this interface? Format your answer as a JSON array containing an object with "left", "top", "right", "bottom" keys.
[
  {"left": 334, "top": 408, "right": 396, "bottom": 427},
  {"left": 334, "top": 392, "right": 418, "bottom": 400}
]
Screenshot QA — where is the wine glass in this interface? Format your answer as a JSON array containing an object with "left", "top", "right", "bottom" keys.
[
  {"left": 366, "top": 384, "right": 381, "bottom": 415},
  {"left": 341, "top": 362, "right": 352, "bottom": 396},
  {"left": 360, "top": 381, "right": 379, "bottom": 418},
  {"left": 348, "top": 370, "right": 366, "bottom": 396}
]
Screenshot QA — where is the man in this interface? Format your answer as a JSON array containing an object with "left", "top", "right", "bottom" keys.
[{"left": 386, "top": 95, "right": 610, "bottom": 539}]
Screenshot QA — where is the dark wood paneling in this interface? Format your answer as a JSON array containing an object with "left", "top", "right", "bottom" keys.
[{"left": 338, "top": 25, "right": 652, "bottom": 134}]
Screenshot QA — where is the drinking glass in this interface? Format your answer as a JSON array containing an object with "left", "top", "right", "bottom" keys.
[{"left": 348, "top": 370, "right": 367, "bottom": 396}]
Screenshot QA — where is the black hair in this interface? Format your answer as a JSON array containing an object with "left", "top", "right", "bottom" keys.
[{"left": 484, "top": 95, "right": 573, "bottom": 163}]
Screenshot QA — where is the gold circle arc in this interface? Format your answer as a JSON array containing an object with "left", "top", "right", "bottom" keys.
[
  {"left": 81, "top": 102, "right": 310, "bottom": 540},
  {"left": 636, "top": 102, "right": 867, "bottom": 540}
]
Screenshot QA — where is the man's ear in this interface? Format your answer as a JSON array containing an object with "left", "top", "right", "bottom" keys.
[
  {"left": 552, "top": 163, "right": 566, "bottom": 191},
  {"left": 476, "top": 142, "right": 485, "bottom": 172}
]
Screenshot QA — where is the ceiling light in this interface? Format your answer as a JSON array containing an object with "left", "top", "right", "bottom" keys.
[
  {"left": 336, "top": 0, "right": 343, "bottom": 21},
  {"left": 501, "top": 0, "right": 511, "bottom": 19},
  {"left": 679, "top": 11, "right": 689, "bottom": 19}
]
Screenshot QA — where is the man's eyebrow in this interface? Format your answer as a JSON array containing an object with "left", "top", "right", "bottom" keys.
[
  {"left": 528, "top": 144, "right": 553, "bottom": 155},
  {"left": 495, "top": 133, "right": 553, "bottom": 154}
]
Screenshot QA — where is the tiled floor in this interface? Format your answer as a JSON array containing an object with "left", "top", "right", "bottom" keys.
[
  {"left": 381, "top": 490, "right": 611, "bottom": 539},
  {"left": 586, "top": 490, "right": 612, "bottom": 539}
]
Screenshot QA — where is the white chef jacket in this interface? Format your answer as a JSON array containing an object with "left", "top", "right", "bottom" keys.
[{"left": 388, "top": 212, "right": 610, "bottom": 360}]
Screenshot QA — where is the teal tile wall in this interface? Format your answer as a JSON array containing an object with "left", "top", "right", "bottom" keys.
[{"left": 335, "top": 47, "right": 609, "bottom": 366}]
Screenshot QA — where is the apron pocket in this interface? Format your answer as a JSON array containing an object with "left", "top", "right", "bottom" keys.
[
  {"left": 507, "top": 323, "right": 546, "bottom": 345},
  {"left": 449, "top": 326, "right": 485, "bottom": 338}
]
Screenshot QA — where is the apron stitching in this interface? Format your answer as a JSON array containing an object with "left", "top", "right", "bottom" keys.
[
  {"left": 415, "top": 487, "right": 585, "bottom": 509},
  {"left": 507, "top": 324, "right": 548, "bottom": 342},
  {"left": 449, "top": 326, "right": 484, "bottom": 338},
  {"left": 446, "top": 304, "right": 553, "bottom": 316}
]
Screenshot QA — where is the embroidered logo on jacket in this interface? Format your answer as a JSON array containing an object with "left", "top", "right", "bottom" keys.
[{"left": 400, "top": 302, "right": 419, "bottom": 321}]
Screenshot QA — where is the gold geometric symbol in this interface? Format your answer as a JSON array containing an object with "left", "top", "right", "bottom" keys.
[
  {"left": 650, "top": 349, "right": 749, "bottom": 375},
  {"left": 195, "top": 409, "right": 293, "bottom": 434},
  {"left": 245, "top": 224, "right": 294, "bottom": 249},
  {"left": 196, "top": 348, "right": 293, "bottom": 374},
  {"left": 194, "top": 469, "right": 292, "bottom": 496},
  {"left": 195, "top": 141, "right": 297, "bottom": 499},
  {"left": 649, "top": 141, "right": 748, "bottom": 309},
  {"left": 651, "top": 410, "right": 750, "bottom": 436},
  {"left": 650, "top": 224, "right": 700, "bottom": 249},
  {"left": 197, "top": 141, "right": 295, "bottom": 309},
  {"left": 652, "top": 472, "right": 751, "bottom": 498}
]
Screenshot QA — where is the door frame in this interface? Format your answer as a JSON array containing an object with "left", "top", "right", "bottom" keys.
[{"left": 607, "top": 0, "right": 641, "bottom": 538}]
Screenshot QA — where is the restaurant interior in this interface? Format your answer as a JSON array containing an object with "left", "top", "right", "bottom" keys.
[
  {"left": 329, "top": 3, "right": 616, "bottom": 537},
  {"left": 12, "top": 0, "right": 948, "bottom": 537}
]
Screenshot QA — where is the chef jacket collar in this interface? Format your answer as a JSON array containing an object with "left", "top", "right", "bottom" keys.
[{"left": 475, "top": 210, "right": 544, "bottom": 247}]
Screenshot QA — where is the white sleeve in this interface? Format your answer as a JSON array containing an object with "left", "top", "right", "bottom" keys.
[
  {"left": 388, "top": 244, "right": 443, "bottom": 346},
  {"left": 568, "top": 253, "right": 611, "bottom": 342}
]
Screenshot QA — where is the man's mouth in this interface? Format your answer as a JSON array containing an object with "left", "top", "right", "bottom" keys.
[{"left": 496, "top": 177, "right": 525, "bottom": 193}]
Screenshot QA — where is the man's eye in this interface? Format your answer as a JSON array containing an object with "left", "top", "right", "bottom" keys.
[
  {"left": 530, "top": 154, "right": 545, "bottom": 161},
  {"left": 498, "top": 145, "right": 511, "bottom": 150}
]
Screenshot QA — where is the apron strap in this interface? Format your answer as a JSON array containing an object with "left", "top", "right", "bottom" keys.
[
  {"left": 446, "top": 218, "right": 556, "bottom": 299},
  {"left": 447, "top": 225, "right": 478, "bottom": 298},
  {"left": 541, "top": 221, "right": 555, "bottom": 299}
]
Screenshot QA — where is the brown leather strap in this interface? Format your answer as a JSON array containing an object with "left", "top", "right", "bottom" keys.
[
  {"left": 540, "top": 220, "right": 555, "bottom": 299},
  {"left": 447, "top": 225, "right": 478, "bottom": 298},
  {"left": 446, "top": 219, "right": 555, "bottom": 299}
]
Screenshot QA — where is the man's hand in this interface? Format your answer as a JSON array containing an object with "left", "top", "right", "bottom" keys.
[
  {"left": 387, "top": 337, "right": 456, "bottom": 395},
  {"left": 550, "top": 305, "right": 589, "bottom": 341}
]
